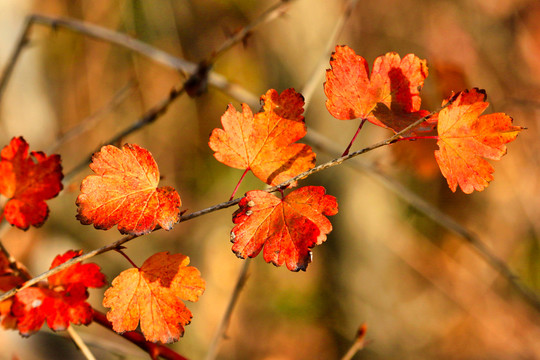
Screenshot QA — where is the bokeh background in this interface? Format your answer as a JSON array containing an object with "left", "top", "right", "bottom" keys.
[{"left": 1, "top": 0, "right": 540, "bottom": 359}]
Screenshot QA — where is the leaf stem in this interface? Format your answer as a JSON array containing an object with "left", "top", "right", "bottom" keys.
[
  {"left": 230, "top": 169, "right": 250, "bottom": 201},
  {"left": 205, "top": 260, "right": 251, "bottom": 360},
  {"left": 342, "top": 119, "right": 367, "bottom": 156},
  {"left": 114, "top": 248, "right": 139, "bottom": 269},
  {"left": 92, "top": 310, "right": 188, "bottom": 360}
]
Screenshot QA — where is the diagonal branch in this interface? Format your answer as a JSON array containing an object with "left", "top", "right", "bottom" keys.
[{"left": 0, "top": 106, "right": 448, "bottom": 304}]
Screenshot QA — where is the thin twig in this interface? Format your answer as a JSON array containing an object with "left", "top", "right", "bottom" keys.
[
  {"left": 92, "top": 310, "right": 188, "bottom": 360},
  {"left": 67, "top": 326, "right": 97, "bottom": 360},
  {"left": 0, "top": 16, "right": 33, "bottom": 101},
  {"left": 208, "top": 0, "right": 296, "bottom": 63},
  {"left": 301, "top": 0, "right": 360, "bottom": 108},
  {"left": 0, "top": 234, "right": 137, "bottom": 302},
  {"left": 205, "top": 260, "right": 251, "bottom": 360},
  {"left": 0, "top": 13, "right": 260, "bottom": 108},
  {"left": 0, "top": 108, "right": 445, "bottom": 304},
  {"left": 304, "top": 129, "right": 540, "bottom": 311},
  {"left": 62, "top": 83, "right": 186, "bottom": 185},
  {"left": 47, "top": 80, "right": 136, "bottom": 154},
  {"left": 341, "top": 323, "right": 368, "bottom": 360}
]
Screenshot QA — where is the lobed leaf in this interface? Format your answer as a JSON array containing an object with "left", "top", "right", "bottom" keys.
[
  {"left": 76, "top": 144, "right": 181, "bottom": 235},
  {"left": 209, "top": 88, "right": 315, "bottom": 186},
  {"left": 435, "top": 88, "right": 524, "bottom": 193},
  {"left": 0, "top": 137, "right": 63, "bottom": 229},
  {"left": 324, "top": 45, "right": 432, "bottom": 134},
  {"left": 11, "top": 250, "right": 105, "bottom": 336},
  {"left": 103, "top": 252, "right": 205, "bottom": 343},
  {"left": 231, "top": 186, "right": 338, "bottom": 271}
]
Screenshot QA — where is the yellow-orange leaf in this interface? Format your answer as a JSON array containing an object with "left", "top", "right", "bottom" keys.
[
  {"left": 209, "top": 88, "right": 315, "bottom": 186},
  {"left": 435, "top": 88, "right": 523, "bottom": 193},
  {"left": 76, "top": 144, "right": 181, "bottom": 235},
  {"left": 325, "top": 45, "right": 429, "bottom": 132},
  {"left": 103, "top": 252, "right": 205, "bottom": 344}
]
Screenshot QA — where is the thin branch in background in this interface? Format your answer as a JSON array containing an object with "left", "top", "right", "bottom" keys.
[
  {"left": 301, "top": 0, "right": 360, "bottom": 108},
  {"left": 204, "top": 260, "right": 251, "bottom": 360},
  {"left": 0, "top": 16, "right": 33, "bottom": 101},
  {"left": 341, "top": 323, "right": 368, "bottom": 360},
  {"left": 208, "top": 0, "right": 297, "bottom": 64},
  {"left": 63, "top": 83, "right": 186, "bottom": 186},
  {"left": 46, "top": 80, "right": 137, "bottom": 154},
  {"left": 67, "top": 326, "right": 97, "bottom": 360}
]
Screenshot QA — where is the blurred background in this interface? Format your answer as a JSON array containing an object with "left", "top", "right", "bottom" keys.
[{"left": 1, "top": 0, "right": 540, "bottom": 359}]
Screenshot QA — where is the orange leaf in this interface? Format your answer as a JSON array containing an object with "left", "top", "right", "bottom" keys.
[
  {"left": 435, "top": 88, "right": 523, "bottom": 193},
  {"left": 0, "top": 137, "right": 63, "bottom": 229},
  {"left": 103, "top": 252, "right": 205, "bottom": 344},
  {"left": 324, "top": 45, "right": 430, "bottom": 132},
  {"left": 12, "top": 250, "right": 105, "bottom": 336},
  {"left": 76, "top": 144, "right": 181, "bottom": 235},
  {"left": 231, "top": 186, "right": 338, "bottom": 271},
  {"left": 209, "top": 88, "right": 315, "bottom": 186}
]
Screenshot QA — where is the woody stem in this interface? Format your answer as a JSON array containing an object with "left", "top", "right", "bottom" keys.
[
  {"left": 392, "top": 135, "right": 439, "bottom": 143},
  {"left": 92, "top": 310, "right": 187, "bottom": 360}
]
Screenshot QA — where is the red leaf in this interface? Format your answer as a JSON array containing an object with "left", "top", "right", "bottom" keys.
[
  {"left": 231, "top": 186, "right": 338, "bottom": 271},
  {"left": 209, "top": 88, "right": 315, "bottom": 186},
  {"left": 76, "top": 144, "right": 181, "bottom": 235},
  {"left": 103, "top": 252, "right": 205, "bottom": 344},
  {"left": 12, "top": 250, "right": 105, "bottom": 336},
  {"left": 0, "top": 137, "right": 63, "bottom": 229},
  {"left": 0, "top": 252, "right": 25, "bottom": 330},
  {"left": 0, "top": 251, "right": 25, "bottom": 292},
  {"left": 435, "top": 88, "right": 524, "bottom": 193},
  {"left": 324, "top": 45, "right": 430, "bottom": 133}
]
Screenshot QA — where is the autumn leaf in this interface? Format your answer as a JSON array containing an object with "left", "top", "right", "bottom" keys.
[
  {"left": 0, "top": 137, "right": 63, "bottom": 230},
  {"left": 435, "top": 88, "right": 523, "bottom": 193},
  {"left": 231, "top": 186, "right": 338, "bottom": 271},
  {"left": 76, "top": 144, "right": 181, "bottom": 235},
  {"left": 11, "top": 250, "right": 105, "bottom": 336},
  {"left": 324, "top": 45, "right": 431, "bottom": 133},
  {"left": 0, "top": 252, "right": 25, "bottom": 330},
  {"left": 103, "top": 252, "right": 205, "bottom": 344},
  {"left": 0, "top": 251, "right": 26, "bottom": 293},
  {"left": 209, "top": 88, "right": 315, "bottom": 186}
]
